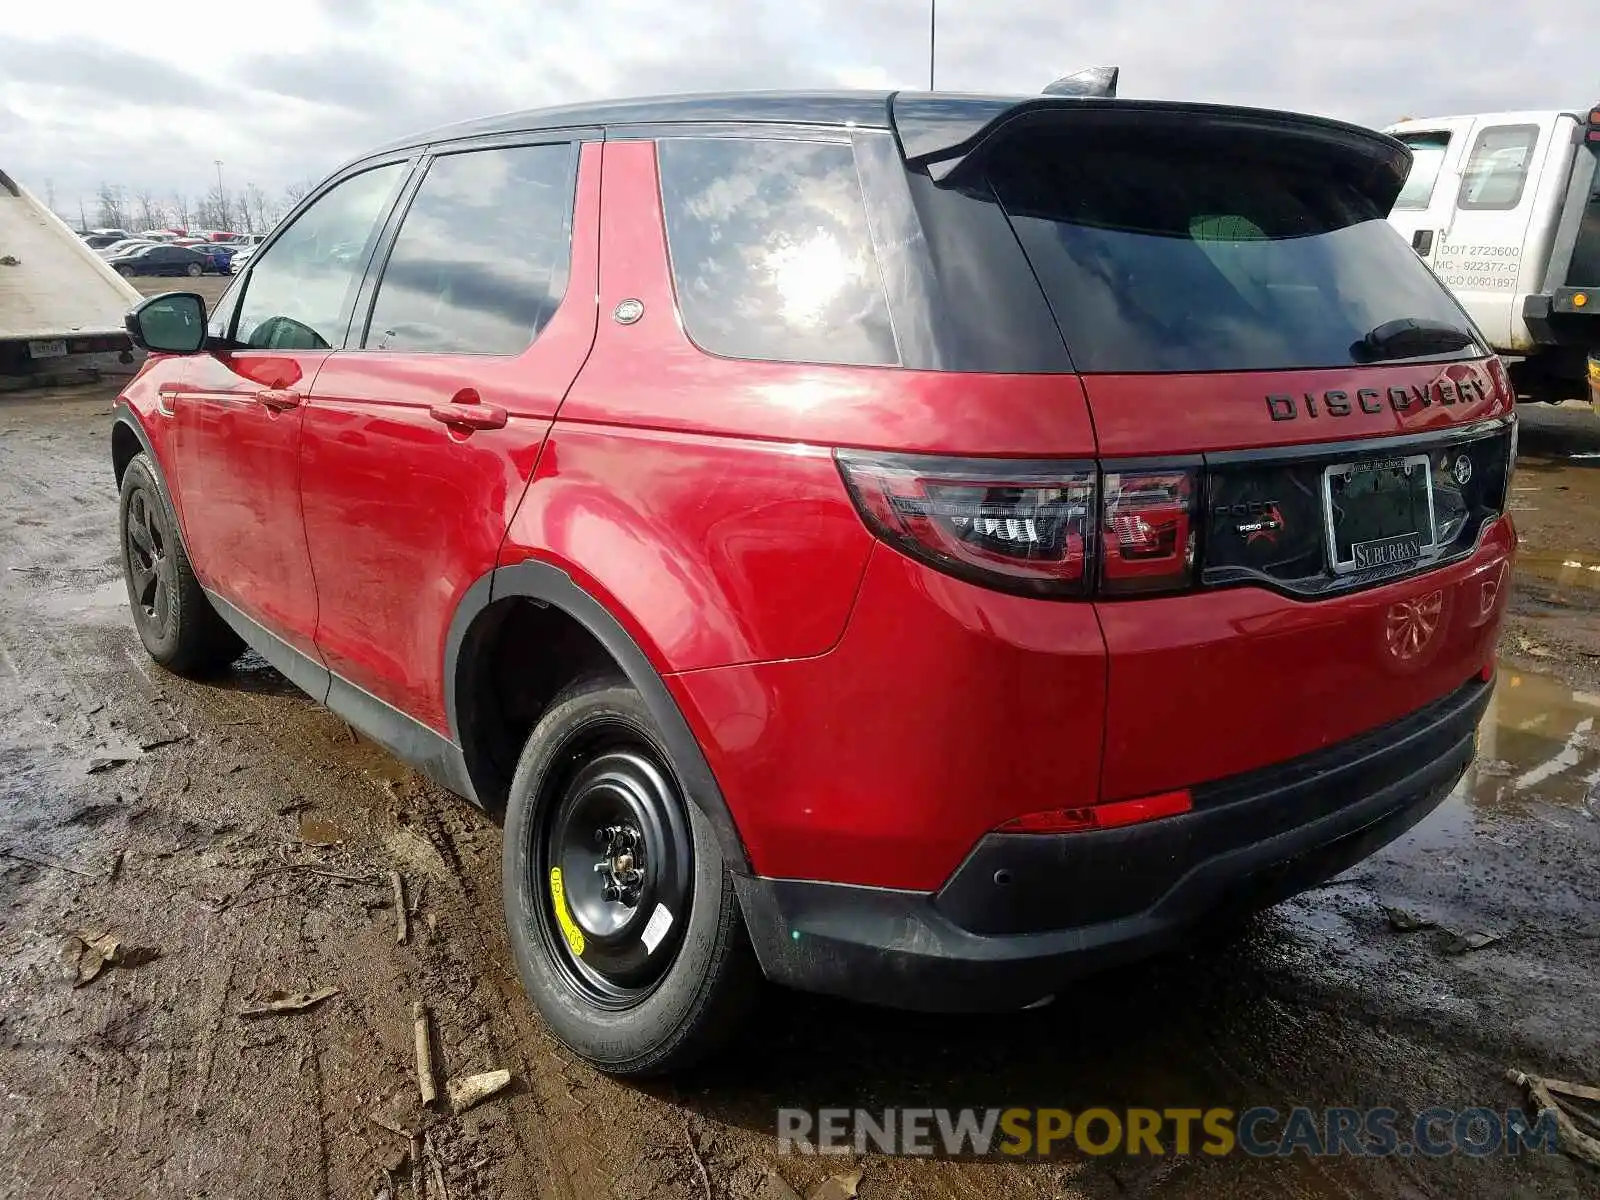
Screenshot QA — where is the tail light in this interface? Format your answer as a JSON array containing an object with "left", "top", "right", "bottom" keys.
[
  {"left": 1587, "top": 104, "right": 1600, "bottom": 144},
  {"left": 837, "top": 451, "right": 1202, "bottom": 599},
  {"left": 1099, "top": 469, "right": 1198, "bottom": 595},
  {"left": 834, "top": 452, "right": 1096, "bottom": 597}
]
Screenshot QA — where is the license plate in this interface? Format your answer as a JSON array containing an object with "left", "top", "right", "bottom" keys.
[
  {"left": 1322, "top": 453, "right": 1435, "bottom": 575},
  {"left": 27, "top": 339, "right": 67, "bottom": 360}
]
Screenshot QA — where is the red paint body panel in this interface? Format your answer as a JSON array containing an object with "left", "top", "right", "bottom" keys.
[
  {"left": 501, "top": 425, "right": 873, "bottom": 672},
  {"left": 1083, "top": 358, "right": 1510, "bottom": 455},
  {"left": 171, "top": 348, "right": 329, "bottom": 656},
  {"left": 559, "top": 140, "right": 1097, "bottom": 457},
  {"left": 298, "top": 143, "right": 604, "bottom": 729},
  {"left": 665, "top": 547, "right": 1109, "bottom": 891},
  {"left": 1096, "top": 517, "right": 1514, "bottom": 803}
]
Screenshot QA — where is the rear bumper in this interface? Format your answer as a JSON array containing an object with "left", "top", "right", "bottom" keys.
[{"left": 735, "top": 677, "right": 1488, "bottom": 1011}]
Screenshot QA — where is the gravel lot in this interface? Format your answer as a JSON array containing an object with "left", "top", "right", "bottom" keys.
[{"left": 1, "top": 377, "right": 1597, "bottom": 1199}]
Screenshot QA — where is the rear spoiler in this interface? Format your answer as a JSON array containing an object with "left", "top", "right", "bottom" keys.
[{"left": 890, "top": 93, "right": 1414, "bottom": 212}]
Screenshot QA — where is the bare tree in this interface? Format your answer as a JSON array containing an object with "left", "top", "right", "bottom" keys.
[
  {"left": 284, "top": 180, "right": 312, "bottom": 208},
  {"left": 243, "top": 183, "right": 274, "bottom": 235},
  {"left": 95, "top": 183, "right": 128, "bottom": 230},
  {"left": 135, "top": 189, "right": 162, "bottom": 232},
  {"left": 201, "top": 182, "right": 231, "bottom": 231},
  {"left": 169, "top": 193, "right": 190, "bottom": 232}
]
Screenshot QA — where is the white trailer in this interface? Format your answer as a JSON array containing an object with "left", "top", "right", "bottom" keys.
[{"left": 0, "top": 168, "right": 143, "bottom": 390}]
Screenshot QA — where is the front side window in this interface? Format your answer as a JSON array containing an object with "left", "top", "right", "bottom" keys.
[
  {"left": 1394, "top": 133, "right": 1452, "bottom": 210},
  {"left": 1456, "top": 124, "right": 1540, "bottom": 211},
  {"left": 657, "top": 136, "right": 898, "bottom": 367},
  {"left": 235, "top": 162, "right": 406, "bottom": 351},
  {"left": 363, "top": 142, "right": 577, "bottom": 354}
]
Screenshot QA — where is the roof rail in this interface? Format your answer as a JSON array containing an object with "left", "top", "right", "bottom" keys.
[{"left": 1042, "top": 67, "right": 1119, "bottom": 98}]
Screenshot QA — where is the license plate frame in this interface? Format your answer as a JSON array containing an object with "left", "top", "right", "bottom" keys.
[
  {"left": 27, "top": 339, "right": 67, "bottom": 360},
  {"left": 1322, "top": 453, "right": 1436, "bottom": 575}
]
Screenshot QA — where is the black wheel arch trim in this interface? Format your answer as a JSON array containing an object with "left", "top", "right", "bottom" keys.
[{"left": 445, "top": 558, "right": 752, "bottom": 874}]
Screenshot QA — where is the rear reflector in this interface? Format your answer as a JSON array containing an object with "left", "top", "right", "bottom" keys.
[{"left": 998, "top": 789, "right": 1193, "bottom": 834}]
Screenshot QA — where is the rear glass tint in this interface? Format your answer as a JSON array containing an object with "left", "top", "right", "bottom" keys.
[
  {"left": 985, "top": 128, "right": 1478, "bottom": 374},
  {"left": 657, "top": 137, "right": 898, "bottom": 367}
]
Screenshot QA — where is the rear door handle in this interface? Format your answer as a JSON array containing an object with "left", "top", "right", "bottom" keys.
[
  {"left": 428, "top": 390, "right": 508, "bottom": 432},
  {"left": 1412, "top": 229, "right": 1435, "bottom": 256},
  {"left": 255, "top": 387, "right": 303, "bottom": 412}
]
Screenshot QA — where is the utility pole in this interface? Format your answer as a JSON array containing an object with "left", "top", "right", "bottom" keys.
[
  {"left": 214, "top": 159, "right": 226, "bottom": 228},
  {"left": 45, "top": 178, "right": 56, "bottom": 213},
  {"left": 78, "top": 197, "right": 87, "bottom": 232},
  {"left": 929, "top": 0, "right": 936, "bottom": 90}
]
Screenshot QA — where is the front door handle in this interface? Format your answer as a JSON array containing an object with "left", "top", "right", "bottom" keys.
[
  {"left": 255, "top": 387, "right": 303, "bottom": 413},
  {"left": 428, "top": 391, "right": 508, "bottom": 432},
  {"left": 1412, "top": 229, "right": 1434, "bottom": 256}
]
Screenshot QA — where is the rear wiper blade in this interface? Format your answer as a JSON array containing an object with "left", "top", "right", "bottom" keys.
[{"left": 1351, "top": 318, "right": 1476, "bottom": 364}]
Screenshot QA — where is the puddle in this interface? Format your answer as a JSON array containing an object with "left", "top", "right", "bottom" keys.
[
  {"left": 1514, "top": 549, "right": 1600, "bottom": 608},
  {"left": 35, "top": 577, "right": 128, "bottom": 620},
  {"left": 297, "top": 811, "right": 347, "bottom": 846},
  {"left": 1408, "top": 665, "right": 1600, "bottom": 849}
]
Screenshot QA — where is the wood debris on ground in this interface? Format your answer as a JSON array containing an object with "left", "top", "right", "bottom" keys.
[{"left": 238, "top": 986, "right": 340, "bottom": 1018}]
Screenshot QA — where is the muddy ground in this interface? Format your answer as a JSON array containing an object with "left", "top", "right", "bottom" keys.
[{"left": 0, "top": 373, "right": 1598, "bottom": 1200}]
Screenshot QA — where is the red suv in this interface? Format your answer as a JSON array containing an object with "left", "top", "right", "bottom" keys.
[{"left": 115, "top": 90, "right": 1514, "bottom": 1075}]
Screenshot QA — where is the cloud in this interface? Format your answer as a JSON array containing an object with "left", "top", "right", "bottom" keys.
[{"left": 1, "top": 0, "right": 1592, "bottom": 219}]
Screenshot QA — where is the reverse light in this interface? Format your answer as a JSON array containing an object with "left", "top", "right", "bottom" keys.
[
  {"left": 835, "top": 451, "right": 1096, "bottom": 597},
  {"left": 998, "top": 789, "right": 1193, "bottom": 834}
]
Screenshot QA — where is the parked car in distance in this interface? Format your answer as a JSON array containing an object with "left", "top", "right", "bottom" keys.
[
  {"left": 114, "top": 84, "right": 1516, "bottom": 1077},
  {"left": 190, "top": 244, "right": 235, "bottom": 274},
  {"left": 81, "top": 232, "right": 127, "bottom": 250},
  {"left": 106, "top": 243, "right": 209, "bottom": 277},
  {"left": 228, "top": 244, "right": 258, "bottom": 271},
  {"left": 97, "top": 239, "right": 156, "bottom": 259}
]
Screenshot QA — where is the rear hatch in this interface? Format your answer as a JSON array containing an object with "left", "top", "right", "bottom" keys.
[{"left": 898, "top": 98, "right": 1515, "bottom": 799}]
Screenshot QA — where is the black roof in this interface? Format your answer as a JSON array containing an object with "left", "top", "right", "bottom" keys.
[
  {"left": 374, "top": 90, "right": 901, "bottom": 156},
  {"left": 352, "top": 88, "right": 1408, "bottom": 211}
]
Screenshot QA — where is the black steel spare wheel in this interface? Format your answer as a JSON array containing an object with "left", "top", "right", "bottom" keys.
[
  {"left": 538, "top": 736, "right": 693, "bottom": 1008},
  {"left": 124, "top": 483, "right": 173, "bottom": 643}
]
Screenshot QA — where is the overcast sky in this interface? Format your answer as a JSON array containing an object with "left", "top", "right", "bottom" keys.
[{"left": 2, "top": 0, "right": 1591, "bottom": 219}]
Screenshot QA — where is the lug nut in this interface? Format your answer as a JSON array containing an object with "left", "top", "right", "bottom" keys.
[
  {"left": 621, "top": 887, "right": 640, "bottom": 907},
  {"left": 595, "top": 826, "right": 610, "bottom": 845},
  {"left": 602, "top": 884, "right": 621, "bottom": 902}
]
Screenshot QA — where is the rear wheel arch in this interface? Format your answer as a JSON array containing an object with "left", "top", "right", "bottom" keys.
[{"left": 446, "top": 560, "right": 751, "bottom": 874}]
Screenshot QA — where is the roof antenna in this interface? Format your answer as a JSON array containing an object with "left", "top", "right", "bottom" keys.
[{"left": 1042, "top": 66, "right": 1119, "bottom": 98}]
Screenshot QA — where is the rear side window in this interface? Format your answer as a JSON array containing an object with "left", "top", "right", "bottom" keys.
[
  {"left": 1456, "top": 124, "right": 1540, "bottom": 211},
  {"left": 365, "top": 142, "right": 577, "bottom": 354},
  {"left": 986, "top": 128, "right": 1479, "bottom": 373},
  {"left": 657, "top": 137, "right": 898, "bottom": 367},
  {"left": 1394, "top": 133, "right": 1452, "bottom": 210}
]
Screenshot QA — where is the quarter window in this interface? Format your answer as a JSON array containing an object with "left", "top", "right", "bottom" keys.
[
  {"left": 657, "top": 137, "right": 898, "bottom": 367},
  {"left": 1394, "top": 132, "right": 1451, "bottom": 210},
  {"left": 234, "top": 163, "right": 406, "bottom": 351},
  {"left": 364, "top": 143, "right": 578, "bottom": 354},
  {"left": 1456, "top": 124, "right": 1540, "bottom": 211}
]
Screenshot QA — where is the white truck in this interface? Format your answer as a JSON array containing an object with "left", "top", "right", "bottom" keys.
[
  {"left": 0, "top": 167, "right": 142, "bottom": 390},
  {"left": 1386, "top": 104, "right": 1600, "bottom": 404}
]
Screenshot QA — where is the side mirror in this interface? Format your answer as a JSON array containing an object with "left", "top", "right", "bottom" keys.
[{"left": 126, "top": 292, "right": 207, "bottom": 354}]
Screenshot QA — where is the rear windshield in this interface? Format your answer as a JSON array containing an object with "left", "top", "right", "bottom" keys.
[{"left": 985, "top": 127, "right": 1479, "bottom": 374}]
